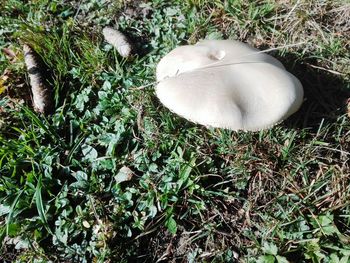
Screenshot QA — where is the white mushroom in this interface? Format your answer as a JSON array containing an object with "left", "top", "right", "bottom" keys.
[
  {"left": 102, "top": 27, "right": 132, "bottom": 58},
  {"left": 155, "top": 40, "right": 304, "bottom": 131}
]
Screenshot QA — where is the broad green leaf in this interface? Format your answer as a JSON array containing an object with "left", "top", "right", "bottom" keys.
[
  {"left": 276, "top": 255, "right": 289, "bottom": 263},
  {"left": 165, "top": 216, "right": 177, "bottom": 235},
  {"left": 0, "top": 204, "right": 10, "bottom": 216},
  {"left": 7, "top": 223, "right": 21, "bottom": 236},
  {"left": 340, "top": 256, "right": 349, "bottom": 263},
  {"left": 6, "top": 189, "right": 23, "bottom": 235},
  {"left": 115, "top": 166, "right": 134, "bottom": 184},
  {"left": 82, "top": 144, "right": 98, "bottom": 161},
  {"left": 263, "top": 242, "right": 278, "bottom": 255},
  {"left": 257, "top": 255, "right": 276, "bottom": 263}
]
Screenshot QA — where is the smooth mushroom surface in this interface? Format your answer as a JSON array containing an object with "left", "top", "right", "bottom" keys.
[{"left": 155, "top": 40, "right": 304, "bottom": 131}]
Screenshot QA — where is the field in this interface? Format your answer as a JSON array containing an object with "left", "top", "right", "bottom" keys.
[{"left": 0, "top": 0, "right": 349, "bottom": 262}]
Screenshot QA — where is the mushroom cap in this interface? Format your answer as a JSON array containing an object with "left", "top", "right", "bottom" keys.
[{"left": 155, "top": 40, "right": 304, "bottom": 131}]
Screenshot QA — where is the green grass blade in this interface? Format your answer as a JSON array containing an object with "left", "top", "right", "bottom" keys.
[
  {"left": 21, "top": 106, "right": 60, "bottom": 143},
  {"left": 35, "top": 175, "right": 53, "bottom": 235},
  {"left": 6, "top": 189, "right": 24, "bottom": 235}
]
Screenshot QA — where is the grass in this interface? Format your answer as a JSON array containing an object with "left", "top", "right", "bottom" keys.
[{"left": 0, "top": 0, "right": 349, "bottom": 262}]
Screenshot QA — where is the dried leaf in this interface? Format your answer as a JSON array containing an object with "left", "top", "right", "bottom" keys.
[
  {"left": 0, "top": 69, "right": 10, "bottom": 95},
  {"left": 0, "top": 79, "right": 6, "bottom": 95},
  {"left": 102, "top": 27, "right": 132, "bottom": 58}
]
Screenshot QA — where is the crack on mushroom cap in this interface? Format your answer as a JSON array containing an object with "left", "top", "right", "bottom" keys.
[{"left": 155, "top": 40, "right": 304, "bottom": 131}]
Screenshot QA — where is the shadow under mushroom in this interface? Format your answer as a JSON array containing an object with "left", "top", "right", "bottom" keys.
[{"left": 277, "top": 53, "right": 350, "bottom": 132}]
